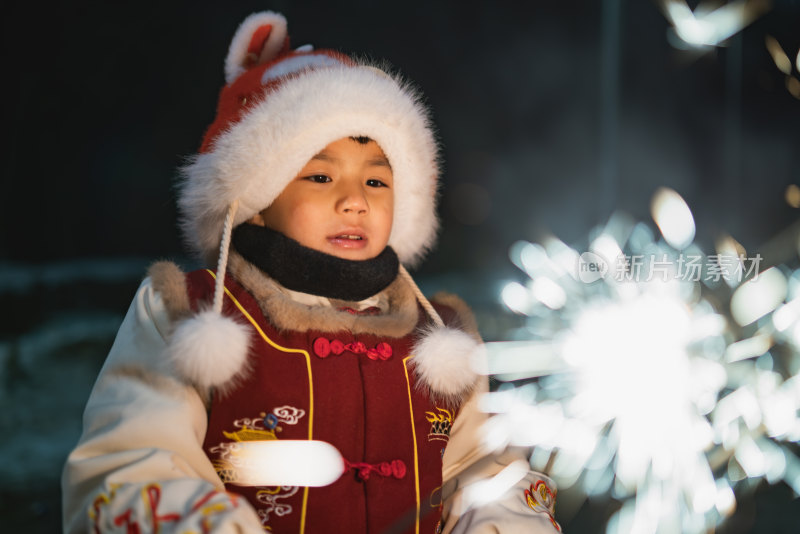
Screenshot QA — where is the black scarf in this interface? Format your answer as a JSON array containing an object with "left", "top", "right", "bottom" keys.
[{"left": 231, "top": 224, "right": 399, "bottom": 301}]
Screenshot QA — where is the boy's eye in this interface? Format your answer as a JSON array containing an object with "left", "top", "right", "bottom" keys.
[
  {"left": 366, "top": 178, "right": 388, "bottom": 188},
  {"left": 305, "top": 175, "right": 331, "bottom": 184}
]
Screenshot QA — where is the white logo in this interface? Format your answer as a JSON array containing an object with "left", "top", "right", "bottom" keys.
[{"left": 577, "top": 252, "right": 608, "bottom": 283}]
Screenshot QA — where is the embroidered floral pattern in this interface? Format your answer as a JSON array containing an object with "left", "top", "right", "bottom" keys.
[
  {"left": 313, "top": 337, "right": 393, "bottom": 360},
  {"left": 255, "top": 486, "right": 299, "bottom": 524},
  {"left": 209, "top": 442, "right": 250, "bottom": 484},
  {"left": 89, "top": 483, "right": 241, "bottom": 533},
  {"left": 524, "top": 480, "right": 561, "bottom": 531},
  {"left": 223, "top": 415, "right": 278, "bottom": 442},
  {"left": 220, "top": 406, "right": 306, "bottom": 442},
  {"left": 272, "top": 405, "right": 305, "bottom": 425},
  {"left": 425, "top": 408, "right": 453, "bottom": 442}
]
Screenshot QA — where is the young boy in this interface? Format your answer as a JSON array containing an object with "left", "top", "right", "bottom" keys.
[{"left": 62, "top": 12, "right": 561, "bottom": 534}]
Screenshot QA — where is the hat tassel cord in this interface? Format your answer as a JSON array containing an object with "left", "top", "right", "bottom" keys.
[{"left": 213, "top": 199, "right": 239, "bottom": 313}]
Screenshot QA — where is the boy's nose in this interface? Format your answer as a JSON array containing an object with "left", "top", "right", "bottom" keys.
[{"left": 336, "top": 184, "right": 369, "bottom": 214}]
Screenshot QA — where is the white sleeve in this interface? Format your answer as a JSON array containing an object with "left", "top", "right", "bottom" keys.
[
  {"left": 61, "top": 278, "right": 263, "bottom": 533},
  {"left": 441, "top": 382, "right": 562, "bottom": 533}
]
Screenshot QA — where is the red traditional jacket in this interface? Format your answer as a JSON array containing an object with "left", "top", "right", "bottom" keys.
[
  {"left": 63, "top": 259, "right": 561, "bottom": 534},
  {"left": 185, "top": 268, "right": 465, "bottom": 534}
]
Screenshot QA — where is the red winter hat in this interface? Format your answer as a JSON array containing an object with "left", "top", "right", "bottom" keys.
[
  {"left": 178, "top": 11, "right": 440, "bottom": 268},
  {"left": 168, "top": 13, "right": 480, "bottom": 405}
]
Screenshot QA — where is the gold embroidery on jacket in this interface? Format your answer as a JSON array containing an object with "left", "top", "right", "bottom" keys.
[{"left": 425, "top": 408, "right": 453, "bottom": 442}]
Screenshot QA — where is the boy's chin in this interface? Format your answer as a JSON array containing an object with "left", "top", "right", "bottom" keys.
[
  {"left": 326, "top": 248, "right": 382, "bottom": 261},
  {"left": 319, "top": 240, "right": 385, "bottom": 261}
]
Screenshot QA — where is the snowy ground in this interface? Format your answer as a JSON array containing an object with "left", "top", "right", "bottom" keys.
[{"left": 0, "top": 259, "right": 148, "bottom": 532}]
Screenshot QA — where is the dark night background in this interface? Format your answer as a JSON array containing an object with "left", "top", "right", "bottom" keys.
[{"left": 2, "top": 1, "right": 799, "bottom": 532}]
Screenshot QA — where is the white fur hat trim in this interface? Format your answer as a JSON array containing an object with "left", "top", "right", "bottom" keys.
[
  {"left": 412, "top": 326, "right": 480, "bottom": 402},
  {"left": 168, "top": 309, "right": 251, "bottom": 390},
  {"left": 179, "top": 63, "right": 439, "bottom": 267}
]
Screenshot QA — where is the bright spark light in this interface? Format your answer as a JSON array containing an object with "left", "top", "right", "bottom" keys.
[
  {"left": 765, "top": 36, "right": 800, "bottom": 100},
  {"left": 787, "top": 77, "right": 800, "bottom": 100},
  {"left": 651, "top": 187, "right": 695, "bottom": 249},
  {"left": 482, "top": 189, "right": 800, "bottom": 533},
  {"left": 786, "top": 184, "right": 800, "bottom": 209},
  {"left": 461, "top": 460, "right": 530, "bottom": 510},
  {"left": 730, "top": 267, "right": 787, "bottom": 326},
  {"left": 766, "top": 35, "right": 793, "bottom": 75},
  {"left": 661, "top": 0, "right": 768, "bottom": 48},
  {"left": 220, "top": 440, "right": 344, "bottom": 487}
]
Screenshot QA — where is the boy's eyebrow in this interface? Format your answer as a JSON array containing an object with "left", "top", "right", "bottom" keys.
[
  {"left": 367, "top": 156, "right": 392, "bottom": 169},
  {"left": 310, "top": 153, "right": 336, "bottom": 163},
  {"left": 310, "top": 153, "right": 392, "bottom": 170}
]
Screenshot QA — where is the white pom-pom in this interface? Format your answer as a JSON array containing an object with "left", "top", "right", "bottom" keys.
[
  {"left": 412, "top": 326, "right": 481, "bottom": 403},
  {"left": 168, "top": 310, "right": 251, "bottom": 390}
]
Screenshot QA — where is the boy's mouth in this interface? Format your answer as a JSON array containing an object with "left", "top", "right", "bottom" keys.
[{"left": 328, "top": 231, "right": 368, "bottom": 249}]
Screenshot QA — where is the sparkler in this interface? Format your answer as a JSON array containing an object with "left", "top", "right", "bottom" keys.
[{"left": 481, "top": 188, "right": 800, "bottom": 533}]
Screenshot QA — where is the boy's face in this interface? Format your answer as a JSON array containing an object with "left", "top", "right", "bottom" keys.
[{"left": 250, "top": 137, "right": 394, "bottom": 261}]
